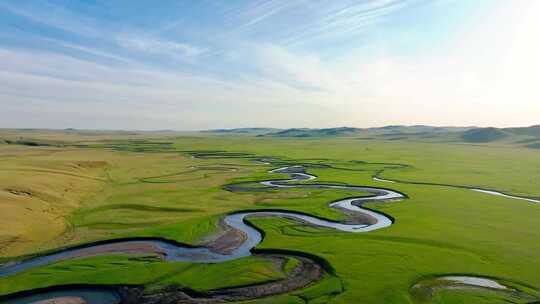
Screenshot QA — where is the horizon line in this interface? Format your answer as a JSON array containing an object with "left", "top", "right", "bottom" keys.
[{"left": 1, "top": 124, "right": 539, "bottom": 133}]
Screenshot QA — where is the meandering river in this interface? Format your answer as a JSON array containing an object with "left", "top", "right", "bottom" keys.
[
  {"left": 1, "top": 163, "right": 405, "bottom": 303},
  {"left": 2, "top": 158, "right": 528, "bottom": 303}
]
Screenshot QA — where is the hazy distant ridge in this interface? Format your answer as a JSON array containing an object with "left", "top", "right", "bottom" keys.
[{"left": 201, "top": 125, "right": 540, "bottom": 148}]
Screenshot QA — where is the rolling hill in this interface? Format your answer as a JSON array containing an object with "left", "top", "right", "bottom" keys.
[{"left": 461, "top": 127, "right": 509, "bottom": 143}]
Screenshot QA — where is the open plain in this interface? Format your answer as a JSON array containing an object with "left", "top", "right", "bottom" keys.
[{"left": 0, "top": 128, "right": 539, "bottom": 303}]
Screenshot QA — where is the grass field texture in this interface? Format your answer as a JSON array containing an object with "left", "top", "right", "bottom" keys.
[{"left": 0, "top": 131, "right": 539, "bottom": 303}]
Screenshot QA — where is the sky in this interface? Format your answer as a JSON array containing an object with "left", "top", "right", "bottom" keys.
[{"left": 1, "top": 0, "right": 539, "bottom": 130}]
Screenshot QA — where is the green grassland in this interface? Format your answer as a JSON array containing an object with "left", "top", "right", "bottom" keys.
[
  {"left": 0, "top": 254, "right": 293, "bottom": 296},
  {"left": 0, "top": 130, "right": 539, "bottom": 303}
]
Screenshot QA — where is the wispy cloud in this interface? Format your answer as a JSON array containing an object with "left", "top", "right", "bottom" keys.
[
  {"left": 235, "top": 0, "right": 298, "bottom": 29},
  {"left": 117, "top": 37, "right": 205, "bottom": 60},
  {"left": 43, "top": 38, "right": 135, "bottom": 65},
  {"left": 0, "top": 1, "right": 99, "bottom": 37},
  {"left": 224, "top": 0, "right": 414, "bottom": 46},
  {"left": 285, "top": 0, "right": 413, "bottom": 45},
  {"left": 1, "top": 0, "right": 539, "bottom": 129},
  {"left": 0, "top": 46, "right": 334, "bottom": 129}
]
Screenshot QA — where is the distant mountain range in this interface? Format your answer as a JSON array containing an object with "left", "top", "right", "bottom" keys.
[
  {"left": 201, "top": 128, "right": 281, "bottom": 135},
  {"left": 201, "top": 125, "right": 540, "bottom": 148},
  {"left": 202, "top": 125, "right": 471, "bottom": 137},
  {"left": 460, "top": 126, "right": 540, "bottom": 144},
  {"left": 267, "top": 127, "right": 361, "bottom": 137}
]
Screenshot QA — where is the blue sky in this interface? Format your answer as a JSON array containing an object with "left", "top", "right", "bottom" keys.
[{"left": 1, "top": 0, "right": 539, "bottom": 130}]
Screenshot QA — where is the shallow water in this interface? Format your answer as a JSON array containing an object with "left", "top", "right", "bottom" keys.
[
  {"left": 0, "top": 165, "right": 404, "bottom": 276},
  {"left": 372, "top": 176, "right": 395, "bottom": 183},
  {"left": 0, "top": 164, "right": 408, "bottom": 303},
  {"left": 1, "top": 163, "right": 517, "bottom": 303},
  {"left": 372, "top": 175, "right": 539, "bottom": 203},
  {"left": 2, "top": 289, "right": 122, "bottom": 304},
  {"left": 441, "top": 276, "right": 508, "bottom": 289},
  {"left": 471, "top": 188, "right": 540, "bottom": 203}
]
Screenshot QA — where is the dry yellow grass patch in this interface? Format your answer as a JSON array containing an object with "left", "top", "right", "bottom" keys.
[
  {"left": 0, "top": 142, "right": 260, "bottom": 257},
  {"left": 0, "top": 145, "right": 107, "bottom": 257}
]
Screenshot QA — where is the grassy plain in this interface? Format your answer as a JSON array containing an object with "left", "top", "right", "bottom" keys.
[
  {"left": 0, "top": 254, "right": 292, "bottom": 295},
  {"left": 0, "top": 130, "right": 539, "bottom": 303}
]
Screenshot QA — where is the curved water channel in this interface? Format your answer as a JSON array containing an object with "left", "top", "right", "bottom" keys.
[
  {"left": 0, "top": 163, "right": 404, "bottom": 303},
  {"left": 372, "top": 175, "right": 540, "bottom": 203},
  {"left": 1, "top": 157, "right": 527, "bottom": 303}
]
